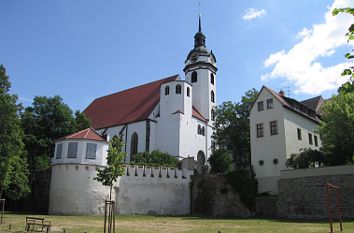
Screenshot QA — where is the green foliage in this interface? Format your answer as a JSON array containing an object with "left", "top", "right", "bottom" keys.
[
  {"left": 95, "top": 136, "right": 127, "bottom": 199},
  {"left": 21, "top": 96, "right": 89, "bottom": 174},
  {"left": 332, "top": 7, "right": 354, "bottom": 79},
  {"left": 74, "top": 110, "right": 91, "bottom": 131},
  {"left": 208, "top": 149, "right": 231, "bottom": 173},
  {"left": 0, "top": 64, "right": 30, "bottom": 199},
  {"left": 213, "top": 88, "right": 259, "bottom": 169},
  {"left": 285, "top": 148, "right": 327, "bottom": 169},
  {"left": 130, "top": 150, "right": 178, "bottom": 167},
  {"left": 225, "top": 168, "right": 258, "bottom": 211},
  {"left": 319, "top": 82, "right": 354, "bottom": 165}
]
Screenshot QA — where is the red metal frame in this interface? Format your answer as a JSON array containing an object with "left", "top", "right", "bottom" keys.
[{"left": 325, "top": 183, "right": 343, "bottom": 233}]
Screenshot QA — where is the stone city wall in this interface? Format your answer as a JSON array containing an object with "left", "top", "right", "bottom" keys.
[
  {"left": 278, "top": 165, "right": 354, "bottom": 219},
  {"left": 191, "top": 174, "right": 251, "bottom": 217},
  {"left": 49, "top": 164, "right": 193, "bottom": 215}
]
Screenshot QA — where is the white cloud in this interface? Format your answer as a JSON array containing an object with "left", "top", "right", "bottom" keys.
[
  {"left": 242, "top": 8, "right": 267, "bottom": 21},
  {"left": 296, "top": 28, "right": 312, "bottom": 39},
  {"left": 262, "top": 0, "right": 354, "bottom": 95}
]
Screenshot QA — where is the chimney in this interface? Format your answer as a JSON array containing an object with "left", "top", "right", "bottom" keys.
[{"left": 279, "top": 89, "right": 285, "bottom": 96}]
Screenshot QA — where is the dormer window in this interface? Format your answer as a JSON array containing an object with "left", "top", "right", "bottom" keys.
[
  {"left": 165, "top": 86, "right": 170, "bottom": 95},
  {"left": 176, "top": 84, "right": 181, "bottom": 94},
  {"left": 191, "top": 71, "right": 197, "bottom": 83}
]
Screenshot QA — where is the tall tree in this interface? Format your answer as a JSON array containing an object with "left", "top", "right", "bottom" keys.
[
  {"left": 95, "top": 136, "right": 127, "bottom": 200},
  {"left": 318, "top": 7, "right": 354, "bottom": 165},
  {"left": 21, "top": 96, "right": 91, "bottom": 173},
  {"left": 0, "top": 65, "right": 30, "bottom": 199},
  {"left": 213, "top": 88, "right": 259, "bottom": 168},
  {"left": 319, "top": 82, "right": 354, "bottom": 165}
]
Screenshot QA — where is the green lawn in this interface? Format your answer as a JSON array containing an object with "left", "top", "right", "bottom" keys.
[{"left": 0, "top": 213, "right": 353, "bottom": 233}]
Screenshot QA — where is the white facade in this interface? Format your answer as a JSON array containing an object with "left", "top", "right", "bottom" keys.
[
  {"left": 250, "top": 87, "right": 322, "bottom": 194},
  {"left": 49, "top": 164, "right": 193, "bottom": 215}
]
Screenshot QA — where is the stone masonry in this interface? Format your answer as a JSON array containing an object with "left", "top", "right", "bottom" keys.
[{"left": 278, "top": 165, "right": 354, "bottom": 219}]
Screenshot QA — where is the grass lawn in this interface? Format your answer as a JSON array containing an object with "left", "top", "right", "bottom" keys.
[{"left": 0, "top": 213, "right": 353, "bottom": 233}]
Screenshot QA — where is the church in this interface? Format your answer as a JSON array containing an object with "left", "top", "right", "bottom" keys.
[
  {"left": 83, "top": 16, "right": 217, "bottom": 165},
  {"left": 49, "top": 17, "right": 217, "bottom": 215}
]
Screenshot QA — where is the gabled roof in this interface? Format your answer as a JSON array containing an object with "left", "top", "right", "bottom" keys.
[
  {"left": 58, "top": 128, "right": 106, "bottom": 141},
  {"left": 301, "top": 96, "right": 324, "bottom": 114},
  {"left": 259, "top": 86, "right": 323, "bottom": 123},
  {"left": 84, "top": 75, "right": 179, "bottom": 129},
  {"left": 192, "top": 106, "right": 208, "bottom": 123}
]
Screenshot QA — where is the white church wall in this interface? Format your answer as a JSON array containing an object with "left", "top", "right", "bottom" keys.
[
  {"left": 49, "top": 164, "right": 193, "bottom": 215},
  {"left": 126, "top": 121, "right": 146, "bottom": 161},
  {"left": 179, "top": 116, "right": 208, "bottom": 160},
  {"left": 155, "top": 113, "right": 180, "bottom": 157}
]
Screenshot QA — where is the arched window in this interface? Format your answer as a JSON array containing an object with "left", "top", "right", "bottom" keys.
[
  {"left": 211, "top": 109, "right": 215, "bottom": 121},
  {"left": 176, "top": 84, "right": 181, "bottom": 94},
  {"left": 187, "top": 87, "right": 190, "bottom": 97},
  {"left": 165, "top": 86, "right": 170, "bottom": 95},
  {"left": 191, "top": 71, "right": 197, "bottom": 83},
  {"left": 210, "top": 73, "right": 214, "bottom": 85},
  {"left": 211, "top": 91, "right": 215, "bottom": 103},
  {"left": 130, "top": 132, "right": 138, "bottom": 161}
]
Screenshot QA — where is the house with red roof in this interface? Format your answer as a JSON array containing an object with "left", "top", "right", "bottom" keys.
[{"left": 250, "top": 86, "right": 324, "bottom": 194}]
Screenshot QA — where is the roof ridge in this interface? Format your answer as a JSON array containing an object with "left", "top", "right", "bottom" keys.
[
  {"left": 67, "top": 128, "right": 87, "bottom": 139},
  {"left": 91, "top": 75, "right": 179, "bottom": 102}
]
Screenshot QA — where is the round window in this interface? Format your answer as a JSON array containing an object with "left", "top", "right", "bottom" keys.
[
  {"left": 273, "top": 158, "right": 279, "bottom": 164},
  {"left": 258, "top": 160, "right": 264, "bottom": 166}
]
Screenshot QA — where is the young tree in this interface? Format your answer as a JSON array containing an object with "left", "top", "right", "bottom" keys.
[
  {"left": 213, "top": 88, "right": 259, "bottom": 169},
  {"left": 0, "top": 65, "right": 30, "bottom": 199},
  {"left": 95, "top": 136, "right": 127, "bottom": 200}
]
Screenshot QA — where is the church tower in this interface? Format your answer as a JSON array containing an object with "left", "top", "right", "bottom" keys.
[{"left": 184, "top": 15, "right": 217, "bottom": 121}]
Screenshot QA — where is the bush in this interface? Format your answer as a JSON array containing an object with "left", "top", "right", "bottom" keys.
[
  {"left": 285, "top": 148, "right": 326, "bottom": 169},
  {"left": 225, "top": 167, "right": 258, "bottom": 211},
  {"left": 208, "top": 149, "right": 232, "bottom": 173},
  {"left": 130, "top": 150, "right": 179, "bottom": 167}
]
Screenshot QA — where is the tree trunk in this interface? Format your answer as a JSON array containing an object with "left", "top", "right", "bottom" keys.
[{"left": 109, "top": 186, "right": 112, "bottom": 201}]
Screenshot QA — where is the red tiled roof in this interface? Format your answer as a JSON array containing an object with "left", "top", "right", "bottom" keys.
[
  {"left": 58, "top": 128, "right": 106, "bottom": 141},
  {"left": 84, "top": 75, "right": 179, "bottom": 129},
  {"left": 192, "top": 106, "right": 208, "bottom": 123}
]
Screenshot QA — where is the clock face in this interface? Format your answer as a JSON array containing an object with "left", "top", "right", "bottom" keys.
[{"left": 191, "top": 53, "right": 199, "bottom": 62}]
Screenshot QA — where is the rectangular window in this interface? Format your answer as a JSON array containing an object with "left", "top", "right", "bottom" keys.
[
  {"left": 56, "top": 143, "right": 63, "bottom": 159},
  {"left": 85, "top": 143, "right": 97, "bottom": 159},
  {"left": 257, "top": 101, "right": 264, "bottom": 111},
  {"left": 256, "top": 123, "right": 264, "bottom": 138},
  {"left": 67, "top": 142, "right": 78, "bottom": 158},
  {"left": 270, "top": 121, "right": 278, "bottom": 135},
  {"left": 297, "top": 128, "right": 302, "bottom": 140},
  {"left": 267, "top": 99, "right": 274, "bottom": 109},
  {"left": 308, "top": 133, "right": 313, "bottom": 145},
  {"left": 314, "top": 135, "right": 318, "bottom": 147}
]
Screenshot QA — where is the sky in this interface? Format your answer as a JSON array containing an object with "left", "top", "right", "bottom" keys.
[{"left": 0, "top": 0, "right": 353, "bottom": 111}]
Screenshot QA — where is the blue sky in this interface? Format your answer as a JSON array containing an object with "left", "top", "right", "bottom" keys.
[{"left": 0, "top": 0, "right": 353, "bottom": 111}]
